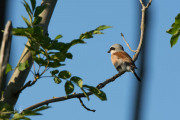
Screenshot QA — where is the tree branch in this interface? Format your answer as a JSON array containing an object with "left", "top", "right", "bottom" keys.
[
  {"left": 0, "top": 21, "right": 12, "bottom": 97},
  {"left": 22, "top": 72, "right": 125, "bottom": 111},
  {"left": 23, "top": 0, "right": 152, "bottom": 112},
  {"left": 132, "top": 0, "right": 152, "bottom": 61},
  {"left": 1, "top": 0, "right": 57, "bottom": 106},
  {"left": 121, "top": 33, "right": 137, "bottom": 53}
]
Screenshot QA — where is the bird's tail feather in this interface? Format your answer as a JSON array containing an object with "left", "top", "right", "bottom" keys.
[{"left": 132, "top": 71, "right": 141, "bottom": 82}]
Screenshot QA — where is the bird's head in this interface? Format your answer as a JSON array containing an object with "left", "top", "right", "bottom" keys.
[{"left": 108, "top": 44, "right": 124, "bottom": 54}]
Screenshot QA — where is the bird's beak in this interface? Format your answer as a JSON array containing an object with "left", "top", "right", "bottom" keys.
[{"left": 107, "top": 49, "right": 110, "bottom": 53}]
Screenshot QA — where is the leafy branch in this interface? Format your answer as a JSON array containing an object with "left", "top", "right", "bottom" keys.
[
  {"left": 1, "top": 0, "right": 112, "bottom": 119},
  {"left": 167, "top": 13, "right": 180, "bottom": 47},
  {"left": 22, "top": 0, "right": 152, "bottom": 114}
]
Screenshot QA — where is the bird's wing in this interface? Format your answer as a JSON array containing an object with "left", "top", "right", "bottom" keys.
[{"left": 112, "top": 51, "right": 136, "bottom": 69}]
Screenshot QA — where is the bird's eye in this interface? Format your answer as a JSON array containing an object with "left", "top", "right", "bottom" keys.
[{"left": 110, "top": 47, "right": 115, "bottom": 50}]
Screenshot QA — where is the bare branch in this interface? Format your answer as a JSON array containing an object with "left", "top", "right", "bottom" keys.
[
  {"left": 133, "top": 0, "right": 152, "bottom": 61},
  {"left": 78, "top": 97, "right": 96, "bottom": 112},
  {"left": 139, "top": 0, "right": 145, "bottom": 7},
  {"left": 145, "top": 0, "right": 152, "bottom": 8},
  {"left": 0, "top": 21, "right": 12, "bottom": 96},
  {"left": 121, "top": 33, "right": 137, "bottom": 53}
]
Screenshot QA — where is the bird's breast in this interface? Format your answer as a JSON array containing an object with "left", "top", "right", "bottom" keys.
[{"left": 111, "top": 55, "right": 123, "bottom": 68}]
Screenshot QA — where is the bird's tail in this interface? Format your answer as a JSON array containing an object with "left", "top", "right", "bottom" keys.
[{"left": 132, "top": 71, "right": 141, "bottom": 82}]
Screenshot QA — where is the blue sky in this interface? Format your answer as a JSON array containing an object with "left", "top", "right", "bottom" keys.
[{"left": 5, "top": 0, "right": 180, "bottom": 120}]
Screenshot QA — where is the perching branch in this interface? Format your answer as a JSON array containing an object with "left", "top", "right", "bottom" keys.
[
  {"left": 22, "top": 0, "right": 152, "bottom": 112},
  {"left": 22, "top": 72, "right": 124, "bottom": 111},
  {"left": 0, "top": 21, "right": 12, "bottom": 96}
]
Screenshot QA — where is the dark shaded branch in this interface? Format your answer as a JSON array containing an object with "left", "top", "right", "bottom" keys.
[
  {"left": 134, "top": 0, "right": 152, "bottom": 120},
  {"left": 16, "top": 78, "right": 38, "bottom": 94}
]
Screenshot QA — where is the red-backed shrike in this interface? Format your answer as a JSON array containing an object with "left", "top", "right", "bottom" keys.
[{"left": 108, "top": 44, "right": 141, "bottom": 82}]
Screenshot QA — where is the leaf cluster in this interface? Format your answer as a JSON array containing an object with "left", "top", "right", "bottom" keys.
[
  {"left": 22, "top": 0, "right": 46, "bottom": 27},
  {"left": 167, "top": 13, "right": 180, "bottom": 47},
  {"left": 3, "top": 0, "right": 112, "bottom": 119},
  {"left": 12, "top": 0, "right": 111, "bottom": 102}
]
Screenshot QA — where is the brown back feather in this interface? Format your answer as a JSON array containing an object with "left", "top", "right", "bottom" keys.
[{"left": 112, "top": 51, "right": 136, "bottom": 69}]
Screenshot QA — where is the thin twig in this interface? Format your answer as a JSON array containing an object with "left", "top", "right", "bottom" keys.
[
  {"left": 121, "top": 33, "right": 137, "bottom": 53},
  {"left": 16, "top": 78, "right": 38, "bottom": 94},
  {"left": 78, "top": 97, "right": 96, "bottom": 112},
  {"left": 145, "top": 0, "right": 152, "bottom": 8},
  {"left": 132, "top": 0, "right": 152, "bottom": 61},
  {"left": 33, "top": 62, "right": 36, "bottom": 74}
]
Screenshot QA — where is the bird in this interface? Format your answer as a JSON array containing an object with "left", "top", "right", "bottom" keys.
[{"left": 108, "top": 44, "right": 141, "bottom": 82}]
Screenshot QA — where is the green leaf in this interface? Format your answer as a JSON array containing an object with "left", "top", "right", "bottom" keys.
[
  {"left": 95, "top": 25, "right": 112, "bottom": 31},
  {"left": 21, "top": 110, "right": 41, "bottom": 116},
  {"left": 80, "top": 88, "right": 89, "bottom": 100},
  {"left": 23, "top": 0, "right": 33, "bottom": 24},
  {"left": 34, "top": 5, "right": 47, "bottom": 17},
  {"left": 55, "top": 35, "right": 63, "bottom": 40},
  {"left": 65, "top": 81, "right": 74, "bottom": 95},
  {"left": 170, "top": 30, "right": 180, "bottom": 47},
  {"left": 30, "top": 0, "right": 36, "bottom": 11},
  {"left": 18, "top": 61, "right": 29, "bottom": 71},
  {"left": 175, "top": 13, "right": 180, "bottom": 24},
  {"left": 79, "top": 32, "right": 93, "bottom": 40},
  {"left": 12, "top": 28, "right": 28, "bottom": 36},
  {"left": 50, "top": 52, "right": 66, "bottom": 62},
  {"left": 12, "top": 27, "right": 37, "bottom": 37},
  {"left": 18, "top": 63, "right": 26, "bottom": 71},
  {"left": 22, "top": 16, "right": 31, "bottom": 27},
  {"left": 48, "top": 62, "right": 62, "bottom": 68},
  {"left": 167, "top": 13, "right": 180, "bottom": 47},
  {"left": 13, "top": 113, "right": 26, "bottom": 120},
  {"left": 70, "top": 76, "right": 83, "bottom": 88},
  {"left": 58, "top": 70, "right": 71, "bottom": 79},
  {"left": 50, "top": 70, "right": 59, "bottom": 76},
  {"left": 6, "top": 64, "right": 12, "bottom": 74},
  {"left": 66, "top": 53, "right": 73, "bottom": 59},
  {"left": 70, "top": 39, "right": 85, "bottom": 46},
  {"left": 83, "top": 85, "right": 107, "bottom": 101},
  {"left": 93, "top": 30, "right": 103, "bottom": 34},
  {"left": 54, "top": 77, "right": 61, "bottom": 84},
  {"left": 33, "top": 57, "right": 47, "bottom": 66},
  {"left": 33, "top": 106, "right": 51, "bottom": 113},
  {"left": 33, "top": 16, "right": 42, "bottom": 25}
]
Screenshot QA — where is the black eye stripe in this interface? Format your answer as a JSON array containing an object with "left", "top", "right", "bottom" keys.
[{"left": 110, "top": 47, "right": 115, "bottom": 50}]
